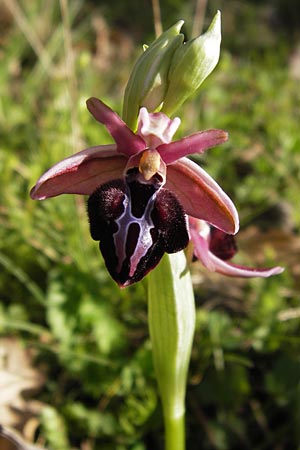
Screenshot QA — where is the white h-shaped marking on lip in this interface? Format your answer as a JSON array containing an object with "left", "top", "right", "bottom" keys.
[{"left": 113, "top": 190, "right": 157, "bottom": 277}]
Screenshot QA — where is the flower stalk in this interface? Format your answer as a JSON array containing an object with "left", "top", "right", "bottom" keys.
[{"left": 148, "top": 251, "right": 195, "bottom": 450}]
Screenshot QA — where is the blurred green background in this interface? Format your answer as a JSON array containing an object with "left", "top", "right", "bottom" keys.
[{"left": 0, "top": 0, "right": 299, "bottom": 449}]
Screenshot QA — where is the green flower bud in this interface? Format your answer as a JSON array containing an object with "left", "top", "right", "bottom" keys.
[
  {"left": 161, "top": 11, "right": 221, "bottom": 117},
  {"left": 122, "top": 21, "right": 184, "bottom": 130}
]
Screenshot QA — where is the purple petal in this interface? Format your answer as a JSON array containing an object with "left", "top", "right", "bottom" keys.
[
  {"left": 86, "top": 97, "right": 145, "bottom": 156},
  {"left": 30, "top": 145, "right": 127, "bottom": 200},
  {"left": 166, "top": 157, "right": 239, "bottom": 234},
  {"left": 190, "top": 226, "right": 284, "bottom": 278},
  {"left": 157, "top": 129, "right": 228, "bottom": 164}
]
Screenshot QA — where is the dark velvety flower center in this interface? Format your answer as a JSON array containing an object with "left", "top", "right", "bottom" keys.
[{"left": 87, "top": 174, "right": 189, "bottom": 286}]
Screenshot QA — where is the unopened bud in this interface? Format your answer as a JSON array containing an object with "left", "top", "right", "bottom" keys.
[
  {"left": 122, "top": 21, "right": 184, "bottom": 130},
  {"left": 162, "top": 11, "right": 221, "bottom": 116}
]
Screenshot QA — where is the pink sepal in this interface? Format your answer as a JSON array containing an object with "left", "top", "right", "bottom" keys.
[
  {"left": 30, "top": 145, "right": 127, "bottom": 199},
  {"left": 209, "top": 258, "right": 285, "bottom": 277},
  {"left": 166, "top": 157, "right": 239, "bottom": 234}
]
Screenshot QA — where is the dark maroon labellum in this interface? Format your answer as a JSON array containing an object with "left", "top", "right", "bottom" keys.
[
  {"left": 209, "top": 227, "right": 237, "bottom": 260},
  {"left": 87, "top": 169, "right": 189, "bottom": 287}
]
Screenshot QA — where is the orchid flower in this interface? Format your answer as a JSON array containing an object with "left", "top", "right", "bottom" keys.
[{"left": 30, "top": 97, "right": 282, "bottom": 286}]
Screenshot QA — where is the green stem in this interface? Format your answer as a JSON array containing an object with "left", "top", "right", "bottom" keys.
[
  {"left": 165, "top": 414, "right": 185, "bottom": 450},
  {"left": 147, "top": 251, "right": 195, "bottom": 450}
]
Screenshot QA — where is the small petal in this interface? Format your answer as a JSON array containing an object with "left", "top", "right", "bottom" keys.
[
  {"left": 137, "top": 107, "right": 181, "bottom": 148},
  {"left": 166, "top": 157, "right": 239, "bottom": 234},
  {"left": 157, "top": 129, "right": 228, "bottom": 164},
  {"left": 30, "top": 145, "right": 127, "bottom": 199},
  {"left": 86, "top": 97, "right": 145, "bottom": 156}
]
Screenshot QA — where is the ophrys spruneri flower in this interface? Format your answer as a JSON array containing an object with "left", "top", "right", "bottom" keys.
[{"left": 30, "top": 98, "right": 282, "bottom": 286}]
